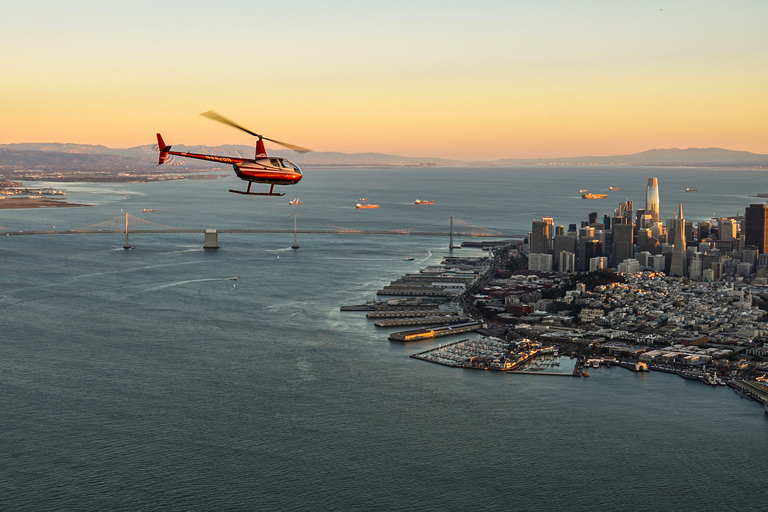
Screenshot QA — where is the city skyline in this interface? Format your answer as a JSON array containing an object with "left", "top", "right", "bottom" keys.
[{"left": 3, "top": 1, "right": 768, "bottom": 160}]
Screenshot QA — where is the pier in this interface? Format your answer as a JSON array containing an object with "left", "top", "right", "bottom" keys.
[{"left": 389, "top": 321, "right": 484, "bottom": 342}]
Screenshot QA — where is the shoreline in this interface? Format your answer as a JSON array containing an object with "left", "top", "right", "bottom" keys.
[{"left": 0, "top": 197, "right": 92, "bottom": 209}]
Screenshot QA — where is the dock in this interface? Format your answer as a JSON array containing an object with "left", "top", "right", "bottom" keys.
[
  {"left": 375, "top": 316, "right": 468, "bottom": 328},
  {"left": 730, "top": 380, "right": 768, "bottom": 404}
]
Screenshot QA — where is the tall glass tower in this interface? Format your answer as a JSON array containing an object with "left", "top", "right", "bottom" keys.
[{"left": 646, "top": 177, "right": 660, "bottom": 223}]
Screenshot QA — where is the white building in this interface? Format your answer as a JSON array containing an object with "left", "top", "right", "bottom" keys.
[
  {"left": 589, "top": 256, "right": 608, "bottom": 271},
  {"left": 528, "top": 253, "right": 553, "bottom": 272}
]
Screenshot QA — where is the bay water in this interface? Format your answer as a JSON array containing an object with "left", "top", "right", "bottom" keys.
[{"left": 1, "top": 167, "right": 767, "bottom": 510}]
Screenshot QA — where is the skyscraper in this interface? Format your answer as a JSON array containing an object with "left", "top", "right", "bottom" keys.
[
  {"left": 669, "top": 203, "right": 687, "bottom": 277},
  {"left": 530, "top": 218, "right": 553, "bottom": 254},
  {"left": 612, "top": 223, "right": 634, "bottom": 267},
  {"left": 646, "top": 177, "right": 660, "bottom": 223},
  {"left": 745, "top": 203, "right": 768, "bottom": 253}
]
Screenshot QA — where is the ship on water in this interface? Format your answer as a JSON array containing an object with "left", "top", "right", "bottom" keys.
[
  {"left": 414, "top": 199, "right": 434, "bottom": 205},
  {"left": 582, "top": 193, "right": 608, "bottom": 200},
  {"left": 608, "top": 187, "right": 622, "bottom": 191},
  {"left": 356, "top": 202, "right": 380, "bottom": 209},
  {"left": 578, "top": 189, "right": 588, "bottom": 194},
  {"left": 289, "top": 198, "right": 302, "bottom": 205},
  {"left": 685, "top": 188, "right": 698, "bottom": 192}
]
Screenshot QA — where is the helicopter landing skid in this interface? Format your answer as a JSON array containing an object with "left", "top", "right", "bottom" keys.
[{"left": 229, "top": 189, "right": 285, "bottom": 196}]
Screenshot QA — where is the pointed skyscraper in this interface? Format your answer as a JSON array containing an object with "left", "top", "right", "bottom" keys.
[
  {"left": 669, "top": 202, "right": 687, "bottom": 277},
  {"left": 646, "top": 177, "right": 660, "bottom": 223}
]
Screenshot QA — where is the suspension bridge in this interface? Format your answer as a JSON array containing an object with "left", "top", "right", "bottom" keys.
[{"left": 0, "top": 213, "right": 524, "bottom": 249}]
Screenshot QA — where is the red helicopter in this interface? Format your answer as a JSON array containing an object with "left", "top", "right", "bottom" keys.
[{"left": 156, "top": 111, "right": 311, "bottom": 196}]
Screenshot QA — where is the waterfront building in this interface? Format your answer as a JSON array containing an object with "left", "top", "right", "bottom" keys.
[
  {"left": 588, "top": 211, "right": 598, "bottom": 224},
  {"left": 603, "top": 214, "right": 611, "bottom": 230},
  {"left": 745, "top": 203, "right": 768, "bottom": 253},
  {"left": 528, "top": 253, "right": 553, "bottom": 272},
  {"left": 670, "top": 203, "right": 687, "bottom": 277},
  {"left": 646, "top": 177, "right": 660, "bottom": 223}
]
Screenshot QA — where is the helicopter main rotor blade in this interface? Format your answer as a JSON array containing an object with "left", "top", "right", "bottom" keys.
[
  {"left": 201, "top": 110, "right": 312, "bottom": 153},
  {"left": 261, "top": 136, "right": 312, "bottom": 154},
  {"left": 200, "top": 110, "right": 260, "bottom": 138}
]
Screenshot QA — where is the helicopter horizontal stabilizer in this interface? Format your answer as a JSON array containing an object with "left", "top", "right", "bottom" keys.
[{"left": 156, "top": 133, "right": 172, "bottom": 165}]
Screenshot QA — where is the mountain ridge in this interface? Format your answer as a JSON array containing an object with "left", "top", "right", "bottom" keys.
[{"left": 1, "top": 143, "right": 767, "bottom": 170}]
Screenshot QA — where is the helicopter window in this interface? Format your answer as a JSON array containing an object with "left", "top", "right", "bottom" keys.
[
  {"left": 279, "top": 159, "right": 292, "bottom": 169},
  {"left": 269, "top": 159, "right": 280, "bottom": 168}
]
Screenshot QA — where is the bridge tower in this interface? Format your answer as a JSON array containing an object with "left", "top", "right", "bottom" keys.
[
  {"left": 122, "top": 213, "right": 134, "bottom": 249},
  {"left": 291, "top": 214, "right": 299, "bottom": 250},
  {"left": 204, "top": 229, "right": 219, "bottom": 249},
  {"left": 449, "top": 216, "right": 460, "bottom": 250}
]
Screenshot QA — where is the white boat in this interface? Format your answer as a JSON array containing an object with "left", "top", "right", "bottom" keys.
[
  {"left": 403, "top": 257, "right": 414, "bottom": 261},
  {"left": 289, "top": 198, "right": 302, "bottom": 205},
  {"left": 230, "top": 277, "right": 238, "bottom": 280}
]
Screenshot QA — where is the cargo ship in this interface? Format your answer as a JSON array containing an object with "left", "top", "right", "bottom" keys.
[
  {"left": 142, "top": 208, "right": 156, "bottom": 212},
  {"left": 414, "top": 199, "right": 434, "bottom": 205},
  {"left": 685, "top": 188, "right": 698, "bottom": 192},
  {"left": 608, "top": 187, "right": 622, "bottom": 191},
  {"left": 579, "top": 189, "right": 588, "bottom": 194},
  {"left": 582, "top": 193, "right": 608, "bottom": 199},
  {"left": 356, "top": 202, "right": 380, "bottom": 209}
]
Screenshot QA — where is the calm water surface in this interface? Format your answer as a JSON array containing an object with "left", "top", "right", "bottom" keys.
[{"left": 1, "top": 167, "right": 767, "bottom": 510}]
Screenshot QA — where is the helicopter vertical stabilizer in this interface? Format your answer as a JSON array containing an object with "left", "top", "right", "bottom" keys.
[
  {"left": 255, "top": 138, "right": 267, "bottom": 159},
  {"left": 156, "top": 133, "right": 172, "bottom": 165}
]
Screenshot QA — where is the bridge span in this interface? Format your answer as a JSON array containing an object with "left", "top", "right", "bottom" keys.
[{"left": 0, "top": 213, "right": 524, "bottom": 249}]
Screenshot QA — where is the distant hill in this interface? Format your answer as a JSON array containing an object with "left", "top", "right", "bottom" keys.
[
  {"left": 1, "top": 143, "right": 766, "bottom": 171},
  {"left": 492, "top": 148, "right": 768, "bottom": 167}
]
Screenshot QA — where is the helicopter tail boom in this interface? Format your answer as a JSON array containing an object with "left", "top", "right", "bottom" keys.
[{"left": 156, "top": 133, "right": 172, "bottom": 165}]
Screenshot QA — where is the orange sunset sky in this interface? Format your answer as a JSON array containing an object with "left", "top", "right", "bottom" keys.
[{"left": 2, "top": 1, "right": 767, "bottom": 160}]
